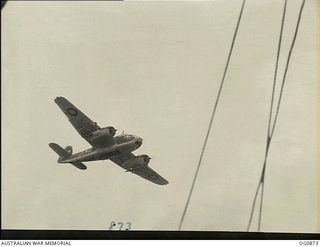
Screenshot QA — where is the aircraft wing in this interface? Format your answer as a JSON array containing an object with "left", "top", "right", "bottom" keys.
[
  {"left": 54, "top": 96, "right": 115, "bottom": 147},
  {"left": 110, "top": 153, "right": 169, "bottom": 185}
]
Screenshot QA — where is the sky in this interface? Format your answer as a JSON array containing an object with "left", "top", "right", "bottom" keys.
[{"left": 2, "top": 0, "right": 319, "bottom": 232}]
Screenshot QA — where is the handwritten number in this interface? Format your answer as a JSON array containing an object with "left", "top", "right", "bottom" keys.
[
  {"left": 109, "top": 221, "right": 116, "bottom": 230},
  {"left": 126, "top": 222, "right": 132, "bottom": 230},
  {"left": 117, "top": 222, "right": 124, "bottom": 231},
  {"left": 109, "top": 221, "right": 132, "bottom": 230}
]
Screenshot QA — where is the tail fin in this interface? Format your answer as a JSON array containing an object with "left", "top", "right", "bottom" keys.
[
  {"left": 49, "top": 143, "right": 87, "bottom": 170},
  {"left": 65, "top": 146, "right": 73, "bottom": 155},
  {"left": 49, "top": 143, "right": 71, "bottom": 157}
]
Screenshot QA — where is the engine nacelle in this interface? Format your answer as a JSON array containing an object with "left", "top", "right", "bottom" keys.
[
  {"left": 90, "top": 126, "right": 117, "bottom": 139},
  {"left": 123, "top": 155, "right": 151, "bottom": 170},
  {"left": 101, "top": 126, "right": 117, "bottom": 137}
]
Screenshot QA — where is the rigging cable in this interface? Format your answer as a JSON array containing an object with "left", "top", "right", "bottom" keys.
[
  {"left": 247, "top": 0, "right": 306, "bottom": 232},
  {"left": 178, "top": 0, "right": 246, "bottom": 230},
  {"left": 247, "top": 0, "right": 288, "bottom": 231}
]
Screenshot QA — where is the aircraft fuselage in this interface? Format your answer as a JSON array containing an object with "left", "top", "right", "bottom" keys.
[{"left": 60, "top": 135, "right": 143, "bottom": 163}]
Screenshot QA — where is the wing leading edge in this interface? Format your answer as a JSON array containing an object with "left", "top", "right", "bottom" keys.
[
  {"left": 110, "top": 153, "right": 168, "bottom": 185},
  {"left": 54, "top": 96, "right": 115, "bottom": 148}
]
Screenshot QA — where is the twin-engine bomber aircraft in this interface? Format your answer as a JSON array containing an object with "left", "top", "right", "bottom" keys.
[{"left": 49, "top": 97, "right": 168, "bottom": 185}]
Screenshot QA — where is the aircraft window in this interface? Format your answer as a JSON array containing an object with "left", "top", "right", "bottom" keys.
[
  {"left": 116, "top": 135, "right": 132, "bottom": 143},
  {"left": 116, "top": 136, "right": 126, "bottom": 143}
]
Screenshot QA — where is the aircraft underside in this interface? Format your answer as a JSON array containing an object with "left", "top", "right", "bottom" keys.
[
  {"left": 49, "top": 96, "right": 168, "bottom": 185},
  {"left": 61, "top": 149, "right": 123, "bottom": 163}
]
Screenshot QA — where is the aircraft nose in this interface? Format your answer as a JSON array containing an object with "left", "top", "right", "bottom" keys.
[{"left": 135, "top": 138, "right": 143, "bottom": 147}]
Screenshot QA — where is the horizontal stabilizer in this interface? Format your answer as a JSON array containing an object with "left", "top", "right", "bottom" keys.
[
  {"left": 49, "top": 143, "right": 70, "bottom": 157},
  {"left": 70, "top": 162, "right": 87, "bottom": 170},
  {"left": 49, "top": 143, "right": 86, "bottom": 170}
]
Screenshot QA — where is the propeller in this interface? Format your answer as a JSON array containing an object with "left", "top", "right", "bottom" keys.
[{"left": 143, "top": 155, "right": 152, "bottom": 163}]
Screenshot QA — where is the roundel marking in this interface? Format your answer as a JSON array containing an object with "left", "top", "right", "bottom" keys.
[{"left": 66, "top": 108, "right": 78, "bottom": 116}]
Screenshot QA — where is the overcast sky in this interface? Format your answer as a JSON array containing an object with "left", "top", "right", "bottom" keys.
[{"left": 2, "top": 0, "right": 319, "bottom": 232}]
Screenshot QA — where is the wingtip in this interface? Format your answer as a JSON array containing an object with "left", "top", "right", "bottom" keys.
[
  {"left": 157, "top": 179, "right": 169, "bottom": 185},
  {"left": 162, "top": 180, "right": 169, "bottom": 185},
  {"left": 49, "top": 143, "right": 57, "bottom": 148},
  {"left": 54, "top": 96, "right": 64, "bottom": 102}
]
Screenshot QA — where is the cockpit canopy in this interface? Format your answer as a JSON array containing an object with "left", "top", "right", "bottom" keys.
[
  {"left": 123, "top": 134, "right": 134, "bottom": 140},
  {"left": 116, "top": 134, "right": 136, "bottom": 143}
]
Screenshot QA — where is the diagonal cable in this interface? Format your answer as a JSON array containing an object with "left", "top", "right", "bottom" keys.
[
  {"left": 257, "top": 0, "right": 306, "bottom": 232},
  {"left": 247, "top": 0, "right": 306, "bottom": 232},
  {"left": 247, "top": 0, "right": 287, "bottom": 231},
  {"left": 178, "top": 0, "right": 246, "bottom": 230}
]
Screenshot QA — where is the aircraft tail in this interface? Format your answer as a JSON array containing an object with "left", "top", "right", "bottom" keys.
[
  {"left": 49, "top": 143, "right": 71, "bottom": 157},
  {"left": 49, "top": 143, "right": 87, "bottom": 170}
]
